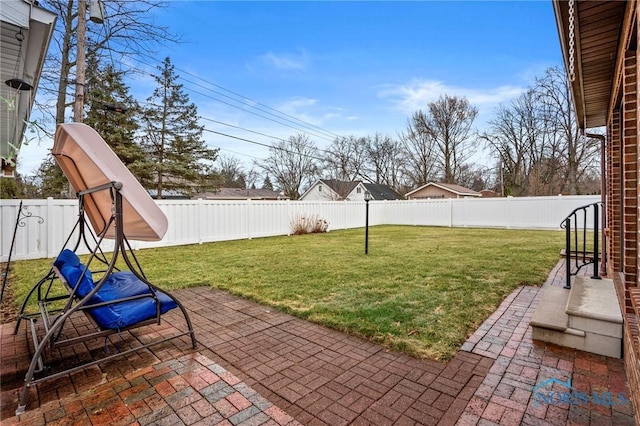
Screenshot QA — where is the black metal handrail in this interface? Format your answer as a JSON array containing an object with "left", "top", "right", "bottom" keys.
[{"left": 560, "top": 202, "right": 602, "bottom": 289}]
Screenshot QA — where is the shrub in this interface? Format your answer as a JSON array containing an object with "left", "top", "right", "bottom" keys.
[{"left": 290, "top": 214, "right": 329, "bottom": 235}]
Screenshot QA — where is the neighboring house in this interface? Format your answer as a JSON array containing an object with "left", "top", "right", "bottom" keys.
[
  {"left": 405, "top": 182, "right": 482, "bottom": 200},
  {"left": 193, "top": 188, "right": 288, "bottom": 200},
  {"left": 1, "top": 0, "right": 57, "bottom": 177},
  {"left": 363, "top": 182, "right": 403, "bottom": 201},
  {"left": 553, "top": 0, "right": 639, "bottom": 418},
  {"left": 299, "top": 179, "right": 401, "bottom": 201},
  {"left": 147, "top": 189, "right": 190, "bottom": 200},
  {"left": 480, "top": 189, "right": 500, "bottom": 198}
]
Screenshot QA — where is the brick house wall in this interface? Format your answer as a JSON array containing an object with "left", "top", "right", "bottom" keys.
[
  {"left": 555, "top": 0, "right": 640, "bottom": 418},
  {"left": 607, "top": 10, "right": 640, "bottom": 420}
]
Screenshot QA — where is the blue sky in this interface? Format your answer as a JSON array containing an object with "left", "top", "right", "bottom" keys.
[{"left": 18, "top": 0, "right": 563, "bottom": 176}]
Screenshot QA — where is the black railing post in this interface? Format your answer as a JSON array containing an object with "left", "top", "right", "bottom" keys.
[
  {"left": 565, "top": 216, "right": 572, "bottom": 289},
  {"left": 561, "top": 202, "right": 602, "bottom": 289},
  {"left": 592, "top": 205, "right": 600, "bottom": 279}
]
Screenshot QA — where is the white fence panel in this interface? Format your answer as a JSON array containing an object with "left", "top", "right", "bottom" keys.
[
  {"left": 450, "top": 197, "right": 574, "bottom": 229},
  {"left": 0, "top": 195, "right": 602, "bottom": 262},
  {"left": 388, "top": 199, "right": 453, "bottom": 227}
]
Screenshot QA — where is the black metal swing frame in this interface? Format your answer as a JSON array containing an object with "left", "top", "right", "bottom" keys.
[{"left": 13, "top": 181, "right": 197, "bottom": 415}]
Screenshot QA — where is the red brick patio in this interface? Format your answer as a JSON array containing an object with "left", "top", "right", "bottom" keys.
[{"left": 0, "top": 259, "right": 636, "bottom": 425}]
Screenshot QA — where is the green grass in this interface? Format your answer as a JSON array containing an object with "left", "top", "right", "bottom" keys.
[{"left": 8, "top": 225, "right": 564, "bottom": 361}]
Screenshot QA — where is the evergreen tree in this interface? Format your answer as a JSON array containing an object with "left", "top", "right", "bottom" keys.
[
  {"left": 0, "top": 177, "right": 22, "bottom": 199},
  {"left": 262, "top": 175, "right": 273, "bottom": 190},
  {"left": 141, "top": 57, "right": 219, "bottom": 198},
  {"left": 85, "top": 58, "right": 151, "bottom": 186},
  {"left": 35, "top": 157, "right": 71, "bottom": 198}
]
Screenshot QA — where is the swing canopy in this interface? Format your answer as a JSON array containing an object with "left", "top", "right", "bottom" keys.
[{"left": 52, "top": 123, "right": 168, "bottom": 241}]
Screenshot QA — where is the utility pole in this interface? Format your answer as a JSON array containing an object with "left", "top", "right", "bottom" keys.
[
  {"left": 74, "top": 0, "right": 86, "bottom": 123},
  {"left": 68, "top": 0, "right": 86, "bottom": 197}
]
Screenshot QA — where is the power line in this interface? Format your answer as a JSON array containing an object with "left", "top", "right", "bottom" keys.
[
  {"left": 127, "top": 62, "right": 336, "bottom": 142},
  {"left": 202, "top": 128, "right": 327, "bottom": 163},
  {"left": 175, "top": 68, "right": 341, "bottom": 140},
  {"left": 215, "top": 146, "right": 262, "bottom": 161},
  {"left": 124, "top": 53, "right": 342, "bottom": 142},
  {"left": 135, "top": 98, "right": 327, "bottom": 158},
  {"left": 83, "top": 55, "right": 340, "bottom": 164},
  {"left": 199, "top": 116, "right": 288, "bottom": 144},
  {"left": 132, "top": 51, "right": 341, "bottom": 139}
]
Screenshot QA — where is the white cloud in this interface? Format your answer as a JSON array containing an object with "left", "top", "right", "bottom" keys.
[
  {"left": 260, "top": 50, "right": 309, "bottom": 71},
  {"left": 379, "top": 79, "right": 526, "bottom": 115},
  {"left": 279, "top": 97, "right": 318, "bottom": 110},
  {"left": 276, "top": 97, "right": 330, "bottom": 127}
]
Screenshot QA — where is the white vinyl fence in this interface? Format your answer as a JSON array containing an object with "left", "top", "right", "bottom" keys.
[{"left": 0, "top": 195, "right": 601, "bottom": 262}]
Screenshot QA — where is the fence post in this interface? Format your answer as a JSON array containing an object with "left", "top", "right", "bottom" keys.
[
  {"left": 246, "top": 198, "right": 252, "bottom": 240},
  {"left": 449, "top": 198, "right": 453, "bottom": 227},
  {"left": 197, "top": 198, "right": 203, "bottom": 244},
  {"left": 46, "top": 197, "right": 55, "bottom": 258}
]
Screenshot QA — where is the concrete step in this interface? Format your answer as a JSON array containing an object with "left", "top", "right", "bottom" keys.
[
  {"left": 566, "top": 276, "right": 623, "bottom": 338},
  {"left": 530, "top": 278, "right": 623, "bottom": 358},
  {"left": 530, "top": 287, "right": 570, "bottom": 331}
]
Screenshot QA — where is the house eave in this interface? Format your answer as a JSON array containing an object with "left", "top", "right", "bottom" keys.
[
  {"left": 1, "top": 0, "right": 57, "bottom": 171},
  {"left": 552, "top": 0, "right": 627, "bottom": 129}
]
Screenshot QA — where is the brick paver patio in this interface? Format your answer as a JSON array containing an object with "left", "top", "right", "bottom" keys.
[
  {"left": 458, "top": 261, "right": 636, "bottom": 425},
  {"left": 0, "top": 259, "right": 636, "bottom": 425}
]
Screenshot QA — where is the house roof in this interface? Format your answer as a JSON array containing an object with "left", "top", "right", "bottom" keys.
[
  {"left": 405, "top": 182, "right": 481, "bottom": 197},
  {"left": 147, "top": 189, "right": 190, "bottom": 199},
  {"left": 195, "top": 188, "right": 287, "bottom": 200},
  {"left": 552, "top": 0, "right": 627, "bottom": 128},
  {"left": 320, "top": 179, "right": 361, "bottom": 199},
  {"left": 480, "top": 189, "right": 500, "bottom": 197},
  {"left": 1, "top": 0, "right": 57, "bottom": 166},
  {"left": 362, "top": 182, "right": 402, "bottom": 200}
]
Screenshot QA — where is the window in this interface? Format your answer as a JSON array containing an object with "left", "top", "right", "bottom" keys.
[
  {"left": 319, "top": 185, "right": 322, "bottom": 192},
  {"left": 357, "top": 187, "right": 361, "bottom": 194}
]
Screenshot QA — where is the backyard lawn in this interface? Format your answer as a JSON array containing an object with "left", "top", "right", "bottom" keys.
[{"left": 7, "top": 225, "right": 564, "bottom": 361}]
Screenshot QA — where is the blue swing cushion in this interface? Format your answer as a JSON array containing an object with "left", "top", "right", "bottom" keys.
[{"left": 54, "top": 249, "right": 177, "bottom": 330}]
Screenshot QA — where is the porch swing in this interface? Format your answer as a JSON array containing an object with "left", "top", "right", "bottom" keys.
[{"left": 13, "top": 123, "right": 197, "bottom": 415}]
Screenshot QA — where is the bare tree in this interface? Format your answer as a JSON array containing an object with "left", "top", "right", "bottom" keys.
[
  {"left": 399, "top": 111, "right": 438, "bottom": 188},
  {"left": 456, "top": 163, "right": 491, "bottom": 192},
  {"left": 37, "top": 0, "right": 180, "bottom": 125},
  {"left": 535, "top": 66, "right": 600, "bottom": 195},
  {"left": 322, "top": 135, "right": 368, "bottom": 181},
  {"left": 364, "top": 133, "right": 404, "bottom": 190},
  {"left": 245, "top": 167, "right": 260, "bottom": 189},
  {"left": 482, "top": 67, "right": 600, "bottom": 196},
  {"left": 481, "top": 90, "right": 542, "bottom": 196},
  {"left": 257, "top": 134, "right": 319, "bottom": 199},
  {"left": 481, "top": 88, "right": 564, "bottom": 196},
  {"left": 217, "top": 154, "right": 246, "bottom": 188},
  {"left": 416, "top": 95, "right": 478, "bottom": 183}
]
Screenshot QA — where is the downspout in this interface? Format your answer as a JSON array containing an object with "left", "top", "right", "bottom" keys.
[{"left": 586, "top": 132, "right": 607, "bottom": 276}]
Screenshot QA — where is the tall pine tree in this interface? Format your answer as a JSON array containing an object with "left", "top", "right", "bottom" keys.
[
  {"left": 142, "top": 57, "right": 219, "bottom": 198},
  {"left": 85, "top": 57, "right": 151, "bottom": 186}
]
